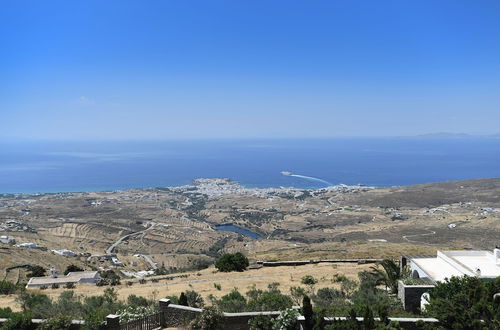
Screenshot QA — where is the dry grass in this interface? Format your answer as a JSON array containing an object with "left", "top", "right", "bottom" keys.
[{"left": 0, "top": 262, "right": 372, "bottom": 311}]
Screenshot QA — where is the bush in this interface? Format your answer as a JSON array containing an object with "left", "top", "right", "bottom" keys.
[
  {"left": 217, "top": 289, "right": 247, "bottom": 312},
  {"left": 0, "top": 312, "right": 36, "bottom": 330},
  {"left": 0, "top": 307, "right": 13, "bottom": 318},
  {"left": 215, "top": 252, "right": 249, "bottom": 272},
  {"left": 301, "top": 275, "right": 318, "bottom": 285},
  {"left": 191, "top": 306, "right": 223, "bottom": 330},
  {"left": 249, "top": 315, "right": 274, "bottom": 330},
  {"left": 51, "top": 283, "right": 59, "bottom": 289},
  {"left": 64, "top": 282, "right": 75, "bottom": 289},
  {"left": 313, "top": 288, "right": 345, "bottom": 308},
  {"left": 27, "top": 265, "right": 46, "bottom": 278},
  {"left": 38, "top": 315, "right": 73, "bottom": 330},
  {"left": 272, "top": 308, "right": 299, "bottom": 330},
  {"left": 289, "top": 286, "right": 307, "bottom": 306},
  {"left": 426, "top": 275, "right": 500, "bottom": 328},
  {"left": 246, "top": 286, "right": 293, "bottom": 312},
  {"left": 127, "top": 294, "right": 150, "bottom": 307},
  {"left": 64, "top": 265, "right": 83, "bottom": 275},
  {"left": 0, "top": 280, "right": 17, "bottom": 295},
  {"left": 184, "top": 290, "right": 204, "bottom": 308}
]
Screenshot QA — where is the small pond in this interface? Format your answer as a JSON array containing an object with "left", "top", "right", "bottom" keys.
[{"left": 215, "top": 224, "right": 261, "bottom": 239}]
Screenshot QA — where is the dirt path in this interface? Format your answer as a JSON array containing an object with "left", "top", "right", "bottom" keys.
[{"left": 402, "top": 228, "right": 436, "bottom": 244}]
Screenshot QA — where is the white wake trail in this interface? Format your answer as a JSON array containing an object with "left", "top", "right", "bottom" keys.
[{"left": 281, "top": 171, "right": 332, "bottom": 186}]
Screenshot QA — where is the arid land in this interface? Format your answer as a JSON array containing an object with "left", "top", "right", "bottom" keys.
[{"left": 1, "top": 178, "right": 499, "bottom": 307}]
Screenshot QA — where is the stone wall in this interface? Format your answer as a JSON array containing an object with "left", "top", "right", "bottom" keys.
[{"left": 398, "top": 280, "right": 434, "bottom": 313}]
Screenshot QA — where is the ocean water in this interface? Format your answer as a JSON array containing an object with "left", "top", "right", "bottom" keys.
[{"left": 0, "top": 138, "right": 499, "bottom": 194}]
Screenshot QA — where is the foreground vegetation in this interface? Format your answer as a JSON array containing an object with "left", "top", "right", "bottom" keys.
[{"left": 0, "top": 258, "right": 499, "bottom": 329}]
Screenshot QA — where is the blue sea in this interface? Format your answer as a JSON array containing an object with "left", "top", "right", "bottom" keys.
[{"left": 1, "top": 138, "right": 499, "bottom": 194}]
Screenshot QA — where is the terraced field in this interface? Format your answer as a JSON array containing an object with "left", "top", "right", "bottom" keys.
[{"left": 0, "top": 178, "right": 499, "bottom": 278}]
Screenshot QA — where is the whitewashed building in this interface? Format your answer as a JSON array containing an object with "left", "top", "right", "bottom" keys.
[
  {"left": 408, "top": 249, "right": 500, "bottom": 282},
  {"left": 26, "top": 267, "right": 99, "bottom": 288},
  {"left": 399, "top": 249, "right": 500, "bottom": 312}
]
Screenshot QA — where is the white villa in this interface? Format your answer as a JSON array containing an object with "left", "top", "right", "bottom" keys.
[
  {"left": 26, "top": 267, "right": 99, "bottom": 288},
  {"left": 408, "top": 248, "right": 500, "bottom": 282},
  {"left": 399, "top": 249, "right": 500, "bottom": 312}
]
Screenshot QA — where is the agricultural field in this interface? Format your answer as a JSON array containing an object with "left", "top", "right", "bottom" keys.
[{"left": 0, "top": 178, "right": 499, "bottom": 283}]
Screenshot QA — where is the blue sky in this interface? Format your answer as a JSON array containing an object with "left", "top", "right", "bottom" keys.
[{"left": 1, "top": 0, "right": 500, "bottom": 140}]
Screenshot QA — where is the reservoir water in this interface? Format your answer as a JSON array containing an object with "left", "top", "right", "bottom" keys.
[{"left": 215, "top": 224, "right": 261, "bottom": 239}]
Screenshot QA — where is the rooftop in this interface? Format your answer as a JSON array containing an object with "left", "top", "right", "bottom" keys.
[
  {"left": 27, "top": 271, "right": 98, "bottom": 286},
  {"left": 410, "top": 249, "right": 500, "bottom": 282}
]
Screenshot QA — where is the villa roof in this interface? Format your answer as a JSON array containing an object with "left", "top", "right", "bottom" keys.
[
  {"left": 27, "top": 271, "right": 98, "bottom": 286},
  {"left": 410, "top": 250, "right": 500, "bottom": 282}
]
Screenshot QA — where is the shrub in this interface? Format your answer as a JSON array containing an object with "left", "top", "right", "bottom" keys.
[
  {"left": 246, "top": 286, "right": 293, "bottom": 312},
  {"left": 191, "top": 306, "right": 223, "bottom": 330},
  {"left": 313, "top": 288, "right": 345, "bottom": 308},
  {"left": 27, "top": 265, "right": 46, "bottom": 278},
  {"left": 0, "top": 312, "right": 36, "bottom": 330},
  {"left": 51, "top": 283, "right": 59, "bottom": 289},
  {"left": 116, "top": 305, "right": 157, "bottom": 323},
  {"left": 217, "top": 288, "right": 247, "bottom": 312},
  {"left": 214, "top": 283, "right": 222, "bottom": 290},
  {"left": 272, "top": 308, "right": 299, "bottom": 330},
  {"left": 249, "top": 315, "right": 274, "bottom": 330},
  {"left": 215, "top": 252, "right": 249, "bottom": 272},
  {"left": 64, "top": 282, "right": 75, "bottom": 289},
  {"left": 185, "top": 290, "right": 204, "bottom": 308},
  {"left": 64, "top": 264, "right": 83, "bottom": 275},
  {"left": 38, "top": 315, "right": 73, "bottom": 330},
  {"left": 426, "top": 275, "right": 500, "bottom": 328},
  {"left": 289, "top": 286, "right": 307, "bottom": 305},
  {"left": 0, "top": 280, "right": 17, "bottom": 295},
  {"left": 301, "top": 275, "right": 317, "bottom": 286},
  {"left": 332, "top": 274, "right": 348, "bottom": 283},
  {"left": 0, "top": 307, "right": 13, "bottom": 318},
  {"left": 127, "top": 294, "right": 150, "bottom": 307}
]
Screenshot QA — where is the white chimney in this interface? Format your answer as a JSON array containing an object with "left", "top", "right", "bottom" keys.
[
  {"left": 50, "top": 266, "right": 57, "bottom": 278},
  {"left": 494, "top": 248, "right": 500, "bottom": 264}
]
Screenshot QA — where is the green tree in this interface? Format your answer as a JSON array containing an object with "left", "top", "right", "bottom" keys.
[
  {"left": 185, "top": 290, "right": 204, "bottom": 308},
  {"left": 302, "top": 295, "right": 314, "bottom": 330},
  {"left": 0, "top": 307, "right": 13, "bottom": 318},
  {"left": 289, "top": 286, "right": 307, "bottom": 305},
  {"left": 38, "top": 315, "right": 73, "bottom": 330},
  {"left": 369, "top": 259, "right": 405, "bottom": 294},
  {"left": 313, "top": 288, "right": 345, "bottom": 308},
  {"left": 178, "top": 292, "right": 188, "bottom": 306},
  {"left": 191, "top": 306, "right": 223, "bottom": 330},
  {"left": 27, "top": 265, "right": 46, "bottom": 278},
  {"left": 217, "top": 288, "right": 247, "bottom": 312},
  {"left": 64, "top": 264, "right": 83, "bottom": 275},
  {"left": 215, "top": 252, "right": 249, "bottom": 272},
  {"left": 425, "top": 275, "right": 500, "bottom": 329},
  {"left": 0, "top": 281, "right": 17, "bottom": 295},
  {"left": 247, "top": 286, "right": 293, "bottom": 312},
  {"left": 0, "top": 312, "right": 36, "bottom": 330}
]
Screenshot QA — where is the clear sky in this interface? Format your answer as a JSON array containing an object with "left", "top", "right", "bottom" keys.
[{"left": 2, "top": 0, "right": 500, "bottom": 140}]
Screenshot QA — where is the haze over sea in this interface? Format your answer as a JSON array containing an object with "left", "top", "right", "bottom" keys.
[{"left": 1, "top": 138, "right": 499, "bottom": 194}]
